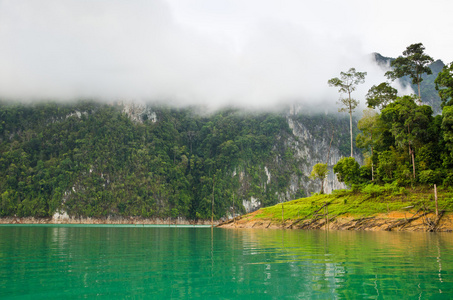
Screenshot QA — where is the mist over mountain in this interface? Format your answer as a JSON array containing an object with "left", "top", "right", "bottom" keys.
[
  {"left": 1, "top": 1, "right": 451, "bottom": 221},
  {"left": 0, "top": 48, "right": 448, "bottom": 221},
  {"left": 3, "top": 0, "right": 446, "bottom": 112}
]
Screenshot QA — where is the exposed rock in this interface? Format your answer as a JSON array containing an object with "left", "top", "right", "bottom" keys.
[
  {"left": 121, "top": 100, "right": 157, "bottom": 123},
  {"left": 243, "top": 197, "right": 261, "bottom": 213},
  {"left": 218, "top": 211, "right": 453, "bottom": 232},
  {"left": 52, "top": 210, "right": 70, "bottom": 223}
]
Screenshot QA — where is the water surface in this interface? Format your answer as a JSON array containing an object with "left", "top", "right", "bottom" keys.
[{"left": 0, "top": 225, "right": 452, "bottom": 299}]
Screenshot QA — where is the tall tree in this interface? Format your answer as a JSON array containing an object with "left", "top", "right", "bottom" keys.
[
  {"left": 328, "top": 67, "right": 367, "bottom": 157},
  {"left": 366, "top": 82, "right": 398, "bottom": 110},
  {"left": 435, "top": 61, "right": 453, "bottom": 108},
  {"left": 385, "top": 43, "right": 434, "bottom": 101}
]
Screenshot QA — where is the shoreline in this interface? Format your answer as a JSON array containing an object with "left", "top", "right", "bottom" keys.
[
  {"left": 2, "top": 211, "right": 452, "bottom": 232},
  {"left": 0, "top": 216, "right": 221, "bottom": 226},
  {"left": 218, "top": 211, "right": 453, "bottom": 232}
]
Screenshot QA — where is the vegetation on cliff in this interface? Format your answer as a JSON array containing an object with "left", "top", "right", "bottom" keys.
[{"left": 0, "top": 101, "right": 308, "bottom": 220}]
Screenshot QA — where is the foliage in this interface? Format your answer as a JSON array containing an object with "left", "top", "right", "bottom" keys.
[
  {"left": 442, "top": 106, "right": 453, "bottom": 151},
  {"left": 373, "top": 52, "right": 444, "bottom": 114},
  {"left": 380, "top": 95, "right": 433, "bottom": 180},
  {"left": 292, "top": 114, "right": 355, "bottom": 157},
  {"left": 356, "top": 108, "right": 382, "bottom": 150},
  {"left": 385, "top": 43, "right": 434, "bottom": 99},
  {"left": 353, "top": 55, "right": 453, "bottom": 192},
  {"left": 333, "top": 157, "right": 361, "bottom": 187},
  {"left": 328, "top": 67, "right": 367, "bottom": 157},
  {"left": 310, "top": 163, "right": 328, "bottom": 194},
  {"left": 435, "top": 61, "right": 453, "bottom": 108},
  {"left": 366, "top": 82, "right": 398, "bottom": 110},
  {"left": 0, "top": 101, "right": 302, "bottom": 219}
]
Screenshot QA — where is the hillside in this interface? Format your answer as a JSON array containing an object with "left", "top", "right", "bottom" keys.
[
  {"left": 1, "top": 51, "right": 449, "bottom": 222},
  {"left": 0, "top": 100, "right": 353, "bottom": 221},
  {"left": 219, "top": 185, "right": 453, "bottom": 232}
]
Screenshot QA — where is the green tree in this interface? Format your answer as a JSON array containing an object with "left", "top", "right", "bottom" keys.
[
  {"left": 328, "top": 67, "right": 367, "bottom": 157},
  {"left": 435, "top": 61, "right": 453, "bottom": 108},
  {"left": 376, "top": 149, "right": 398, "bottom": 183},
  {"left": 366, "top": 82, "right": 398, "bottom": 110},
  {"left": 441, "top": 105, "right": 453, "bottom": 151},
  {"left": 381, "top": 95, "right": 433, "bottom": 180},
  {"left": 356, "top": 108, "right": 384, "bottom": 181},
  {"left": 385, "top": 43, "right": 434, "bottom": 100},
  {"left": 310, "top": 163, "right": 329, "bottom": 194},
  {"left": 333, "top": 157, "right": 361, "bottom": 187}
]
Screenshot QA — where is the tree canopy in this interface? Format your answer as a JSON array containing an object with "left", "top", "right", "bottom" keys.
[
  {"left": 328, "top": 67, "right": 367, "bottom": 157},
  {"left": 366, "top": 82, "right": 398, "bottom": 110},
  {"left": 385, "top": 43, "right": 434, "bottom": 100},
  {"left": 0, "top": 101, "right": 304, "bottom": 219},
  {"left": 310, "top": 163, "right": 328, "bottom": 194},
  {"left": 435, "top": 61, "right": 453, "bottom": 108}
]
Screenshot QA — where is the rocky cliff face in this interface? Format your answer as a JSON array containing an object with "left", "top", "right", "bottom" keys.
[
  {"left": 109, "top": 101, "right": 361, "bottom": 214},
  {"left": 121, "top": 100, "right": 358, "bottom": 196},
  {"left": 286, "top": 114, "right": 348, "bottom": 195},
  {"left": 92, "top": 101, "right": 359, "bottom": 213},
  {"left": 236, "top": 108, "right": 361, "bottom": 212}
]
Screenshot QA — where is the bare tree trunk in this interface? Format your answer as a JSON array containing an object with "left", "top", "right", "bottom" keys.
[
  {"left": 434, "top": 184, "right": 439, "bottom": 218},
  {"left": 320, "top": 179, "right": 324, "bottom": 194},
  {"left": 371, "top": 146, "right": 374, "bottom": 182},
  {"left": 408, "top": 123, "right": 415, "bottom": 179},
  {"left": 349, "top": 108, "right": 353, "bottom": 157},
  {"left": 371, "top": 131, "right": 374, "bottom": 181},
  {"left": 418, "top": 83, "right": 421, "bottom": 100}
]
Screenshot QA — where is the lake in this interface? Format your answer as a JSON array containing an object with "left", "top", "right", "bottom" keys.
[{"left": 0, "top": 225, "right": 452, "bottom": 299}]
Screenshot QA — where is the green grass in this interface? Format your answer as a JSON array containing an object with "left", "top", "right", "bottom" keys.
[{"left": 251, "top": 185, "right": 453, "bottom": 223}]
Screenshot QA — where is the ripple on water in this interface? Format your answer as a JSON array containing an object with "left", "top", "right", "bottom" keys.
[{"left": 0, "top": 226, "right": 452, "bottom": 299}]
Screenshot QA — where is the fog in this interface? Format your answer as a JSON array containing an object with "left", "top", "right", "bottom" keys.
[{"left": 0, "top": 0, "right": 448, "bottom": 111}]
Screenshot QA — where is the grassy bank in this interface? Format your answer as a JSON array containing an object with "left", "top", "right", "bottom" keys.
[{"left": 221, "top": 184, "right": 453, "bottom": 231}]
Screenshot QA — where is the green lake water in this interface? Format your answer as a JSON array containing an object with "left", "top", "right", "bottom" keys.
[{"left": 0, "top": 225, "right": 452, "bottom": 299}]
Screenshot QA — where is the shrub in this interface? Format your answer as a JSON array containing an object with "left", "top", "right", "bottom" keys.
[
  {"left": 419, "top": 169, "right": 443, "bottom": 185},
  {"left": 333, "top": 157, "right": 361, "bottom": 186},
  {"left": 361, "top": 184, "right": 386, "bottom": 197},
  {"left": 444, "top": 172, "right": 453, "bottom": 187}
]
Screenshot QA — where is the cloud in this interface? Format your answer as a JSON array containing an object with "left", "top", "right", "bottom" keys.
[{"left": 0, "top": 0, "right": 415, "bottom": 111}]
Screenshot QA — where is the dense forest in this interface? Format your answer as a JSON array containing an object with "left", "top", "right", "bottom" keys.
[
  {"left": 0, "top": 101, "right": 312, "bottom": 220},
  {"left": 335, "top": 44, "right": 453, "bottom": 193}
]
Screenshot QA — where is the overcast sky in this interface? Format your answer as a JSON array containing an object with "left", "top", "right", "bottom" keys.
[{"left": 0, "top": 0, "right": 451, "bottom": 110}]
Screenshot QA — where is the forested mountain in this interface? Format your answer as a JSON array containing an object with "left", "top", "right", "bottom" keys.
[
  {"left": 1, "top": 50, "right": 449, "bottom": 221},
  {"left": 0, "top": 100, "right": 352, "bottom": 220}
]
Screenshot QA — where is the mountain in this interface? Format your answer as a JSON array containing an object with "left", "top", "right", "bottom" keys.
[
  {"left": 0, "top": 100, "right": 353, "bottom": 221},
  {"left": 1, "top": 53, "right": 445, "bottom": 222}
]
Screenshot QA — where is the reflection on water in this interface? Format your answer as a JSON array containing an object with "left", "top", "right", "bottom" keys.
[{"left": 0, "top": 226, "right": 452, "bottom": 299}]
